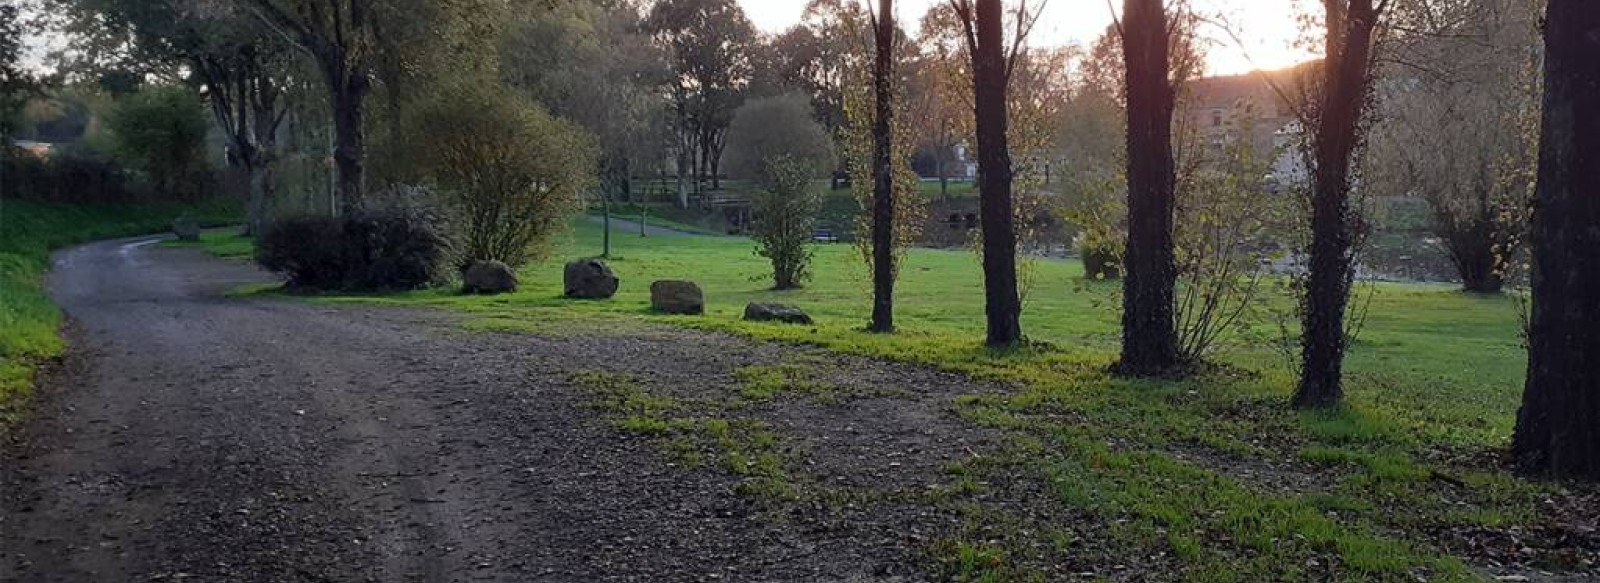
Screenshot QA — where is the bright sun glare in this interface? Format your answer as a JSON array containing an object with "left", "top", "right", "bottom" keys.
[{"left": 739, "top": 0, "right": 1318, "bottom": 76}]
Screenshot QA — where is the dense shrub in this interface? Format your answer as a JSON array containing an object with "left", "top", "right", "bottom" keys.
[
  {"left": 255, "top": 216, "right": 346, "bottom": 290},
  {"left": 1, "top": 147, "right": 152, "bottom": 203},
  {"left": 411, "top": 84, "right": 597, "bottom": 270},
  {"left": 256, "top": 201, "right": 450, "bottom": 292}
]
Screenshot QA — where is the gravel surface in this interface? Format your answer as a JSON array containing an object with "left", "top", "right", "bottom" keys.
[{"left": 1, "top": 237, "right": 999, "bottom": 582}]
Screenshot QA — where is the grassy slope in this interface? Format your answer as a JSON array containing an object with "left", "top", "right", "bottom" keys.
[
  {"left": 162, "top": 229, "right": 256, "bottom": 258},
  {"left": 213, "top": 220, "right": 1551, "bottom": 581},
  {"left": 0, "top": 199, "right": 240, "bottom": 419}
]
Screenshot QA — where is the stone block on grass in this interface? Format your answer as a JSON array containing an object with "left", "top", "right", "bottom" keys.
[{"left": 651, "top": 280, "right": 704, "bottom": 315}]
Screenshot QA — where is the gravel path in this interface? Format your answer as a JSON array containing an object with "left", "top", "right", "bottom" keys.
[{"left": 1, "top": 237, "right": 999, "bottom": 582}]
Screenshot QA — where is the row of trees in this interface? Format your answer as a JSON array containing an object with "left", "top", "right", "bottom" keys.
[{"left": 842, "top": 0, "right": 1597, "bottom": 480}]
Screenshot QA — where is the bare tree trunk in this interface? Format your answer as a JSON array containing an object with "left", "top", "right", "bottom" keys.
[
  {"left": 969, "top": 0, "right": 1023, "bottom": 347},
  {"left": 246, "top": 158, "right": 267, "bottom": 236},
  {"left": 938, "top": 141, "right": 951, "bottom": 198},
  {"left": 868, "top": 0, "right": 898, "bottom": 334},
  {"left": 676, "top": 134, "right": 690, "bottom": 208},
  {"left": 1294, "top": 0, "right": 1380, "bottom": 410},
  {"left": 249, "top": 82, "right": 282, "bottom": 236},
  {"left": 330, "top": 82, "right": 367, "bottom": 216},
  {"left": 602, "top": 195, "right": 613, "bottom": 258},
  {"left": 710, "top": 131, "right": 725, "bottom": 191},
  {"left": 1117, "top": 0, "right": 1180, "bottom": 375},
  {"left": 695, "top": 123, "right": 712, "bottom": 196},
  {"left": 1513, "top": 0, "right": 1600, "bottom": 481},
  {"left": 675, "top": 105, "right": 691, "bottom": 208},
  {"left": 1444, "top": 205, "right": 1505, "bottom": 294}
]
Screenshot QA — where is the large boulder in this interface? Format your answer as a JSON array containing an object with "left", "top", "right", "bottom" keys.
[
  {"left": 743, "top": 303, "right": 813, "bottom": 325},
  {"left": 650, "top": 280, "right": 704, "bottom": 315},
  {"left": 564, "top": 259, "right": 619, "bottom": 299},
  {"left": 172, "top": 216, "right": 201, "bottom": 242},
  {"left": 462, "top": 260, "right": 518, "bottom": 295}
]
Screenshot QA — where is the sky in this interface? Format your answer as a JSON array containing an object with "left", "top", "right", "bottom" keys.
[{"left": 738, "top": 0, "right": 1319, "bottom": 77}]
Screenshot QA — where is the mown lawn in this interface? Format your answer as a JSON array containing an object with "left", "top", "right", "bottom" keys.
[
  {"left": 218, "top": 218, "right": 1579, "bottom": 581},
  {"left": 0, "top": 199, "right": 240, "bottom": 422}
]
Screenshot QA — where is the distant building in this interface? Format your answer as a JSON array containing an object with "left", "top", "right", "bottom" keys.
[
  {"left": 951, "top": 143, "right": 977, "bottom": 180},
  {"left": 1183, "top": 64, "right": 1317, "bottom": 189},
  {"left": 1186, "top": 69, "right": 1298, "bottom": 156}
]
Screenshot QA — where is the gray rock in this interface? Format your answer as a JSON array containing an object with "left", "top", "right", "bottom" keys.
[
  {"left": 462, "top": 260, "right": 518, "bottom": 295},
  {"left": 173, "top": 216, "right": 201, "bottom": 242},
  {"left": 743, "top": 303, "right": 813, "bottom": 325},
  {"left": 564, "top": 259, "right": 619, "bottom": 299},
  {"left": 650, "top": 280, "right": 704, "bottom": 315}
]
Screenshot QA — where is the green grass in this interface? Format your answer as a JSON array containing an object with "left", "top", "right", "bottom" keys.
[
  {"left": 569, "top": 369, "right": 801, "bottom": 501},
  {"left": 161, "top": 229, "right": 255, "bottom": 258},
  {"left": 918, "top": 179, "right": 980, "bottom": 198},
  {"left": 0, "top": 198, "right": 241, "bottom": 421},
  {"left": 270, "top": 219, "right": 1556, "bottom": 580}
]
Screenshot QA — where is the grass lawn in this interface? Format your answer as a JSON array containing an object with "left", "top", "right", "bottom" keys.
[
  {"left": 162, "top": 228, "right": 256, "bottom": 258},
  {"left": 0, "top": 198, "right": 240, "bottom": 423},
  {"left": 208, "top": 218, "right": 1578, "bottom": 581}
]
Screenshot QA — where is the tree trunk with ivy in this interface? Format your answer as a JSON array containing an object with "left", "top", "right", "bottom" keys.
[
  {"left": 1116, "top": 0, "right": 1180, "bottom": 375},
  {"left": 329, "top": 80, "right": 368, "bottom": 215},
  {"left": 1294, "top": 0, "right": 1380, "bottom": 410},
  {"left": 1513, "top": 0, "right": 1600, "bottom": 481}
]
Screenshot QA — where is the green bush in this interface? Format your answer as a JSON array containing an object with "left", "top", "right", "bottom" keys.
[
  {"left": 725, "top": 94, "right": 834, "bottom": 290},
  {"left": 255, "top": 216, "right": 345, "bottom": 289},
  {"left": 105, "top": 86, "right": 211, "bottom": 199},
  {"left": 2, "top": 148, "right": 140, "bottom": 203},
  {"left": 412, "top": 85, "right": 597, "bottom": 269}
]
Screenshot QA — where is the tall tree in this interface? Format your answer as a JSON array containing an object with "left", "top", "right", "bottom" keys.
[
  {"left": 868, "top": 0, "right": 897, "bottom": 333},
  {"left": 196, "top": 43, "right": 289, "bottom": 236},
  {"left": 792, "top": 0, "right": 874, "bottom": 188},
  {"left": 1513, "top": 0, "right": 1600, "bottom": 480},
  {"left": 0, "top": 2, "right": 37, "bottom": 144},
  {"left": 1367, "top": 0, "right": 1538, "bottom": 294},
  {"left": 916, "top": 4, "right": 978, "bottom": 197},
  {"left": 503, "top": 0, "right": 670, "bottom": 257},
  {"left": 906, "top": 53, "right": 962, "bottom": 197},
  {"left": 645, "top": 0, "right": 755, "bottom": 205},
  {"left": 50, "top": 0, "right": 290, "bottom": 231},
  {"left": 1292, "top": 0, "right": 1388, "bottom": 409},
  {"left": 949, "top": 0, "right": 1029, "bottom": 347},
  {"left": 244, "top": 0, "right": 373, "bottom": 214},
  {"left": 1115, "top": 0, "right": 1180, "bottom": 375}
]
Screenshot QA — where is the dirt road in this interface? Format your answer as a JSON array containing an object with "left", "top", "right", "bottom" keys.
[{"left": 1, "top": 238, "right": 995, "bottom": 582}]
